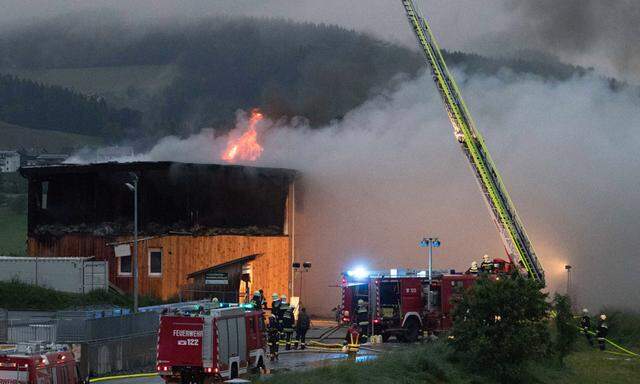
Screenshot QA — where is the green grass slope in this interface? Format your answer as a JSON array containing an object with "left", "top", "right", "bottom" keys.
[
  {"left": 0, "top": 280, "right": 163, "bottom": 310},
  {"left": 261, "top": 341, "right": 640, "bottom": 384},
  {"left": 0, "top": 207, "right": 26, "bottom": 256},
  {"left": 0, "top": 120, "right": 102, "bottom": 151}
]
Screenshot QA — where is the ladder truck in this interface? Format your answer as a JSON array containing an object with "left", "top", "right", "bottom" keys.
[{"left": 400, "top": 0, "right": 545, "bottom": 284}]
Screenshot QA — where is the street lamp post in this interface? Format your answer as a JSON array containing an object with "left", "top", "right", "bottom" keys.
[
  {"left": 292, "top": 262, "right": 311, "bottom": 306},
  {"left": 419, "top": 237, "right": 441, "bottom": 283},
  {"left": 565, "top": 264, "right": 572, "bottom": 305},
  {"left": 419, "top": 236, "right": 441, "bottom": 311},
  {"left": 125, "top": 173, "right": 139, "bottom": 313}
]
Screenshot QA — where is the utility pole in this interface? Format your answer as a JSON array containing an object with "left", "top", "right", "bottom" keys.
[{"left": 125, "top": 173, "right": 139, "bottom": 313}]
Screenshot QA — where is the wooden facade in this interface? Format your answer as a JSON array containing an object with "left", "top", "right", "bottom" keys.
[
  {"left": 27, "top": 234, "right": 291, "bottom": 301},
  {"left": 22, "top": 161, "right": 298, "bottom": 303}
]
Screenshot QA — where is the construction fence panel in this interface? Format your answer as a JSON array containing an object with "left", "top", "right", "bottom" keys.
[
  {"left": 0, "top": 309, "right": 7, "bottom": 343},
  {"left": 79, "top": 334, "right": 158, "bottom": 377},
  {"left": 7, "top": 319, "right": 57, "bottom": 344},
  {"left": 56, "top": 309, "right": 151, "bottom": 343},
  {"left": 55, "top": 311, "right": 160, "bottom": 378}
]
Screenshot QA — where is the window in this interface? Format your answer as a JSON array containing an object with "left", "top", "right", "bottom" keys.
[
  {"left": 41, "top": 181, "right": 49, "bottom": 210},
  {"left": 119, "top": 255, "right": 132, "bottom": 276},
  {"left": 149, "top": 249, "right": 162, "bottom": 276}
]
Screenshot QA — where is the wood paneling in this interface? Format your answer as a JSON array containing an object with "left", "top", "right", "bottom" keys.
[{"left": 27, "top": 234, "right": 291, "bottom": 301}]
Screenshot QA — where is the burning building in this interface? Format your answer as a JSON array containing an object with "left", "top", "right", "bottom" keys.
[{"left": 20, "top": 161, "right": 297, "bottom": 301}]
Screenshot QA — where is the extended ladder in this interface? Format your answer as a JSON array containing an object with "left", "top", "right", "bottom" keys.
[{"left": 401, "top": 0, "right": 545, "bottom": 283}]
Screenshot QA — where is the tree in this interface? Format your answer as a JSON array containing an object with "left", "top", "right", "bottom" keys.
[
  {"left": 553, "top": 293, "right": 577, "bottom": 365},
  {"left": 450, "top": 275, "right": 550, "bottom": 382}
]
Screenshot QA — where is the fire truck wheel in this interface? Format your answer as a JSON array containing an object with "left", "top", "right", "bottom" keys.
[
  {"left": 404, "top": 318, "right": 420, "bottom": 343},
  {"left": 231, "top": 363, "right": 239, "bottom": 379}
]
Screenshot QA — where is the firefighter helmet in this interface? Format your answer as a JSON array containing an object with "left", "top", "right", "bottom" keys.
[
  {"left": 471, "top": 261, "right": 478, "bottom": 269},
  {"left": 358, "top": 299, "right": 364, "bottom": 306},
  {"left": 254, "top": 291, "right": 260, "bottom": 296},
  {"left": 600, "top": 314, "right": 607, "bottom": 321},
  {"left": 272, "top": 293, "right": 279, "bottom": 299},
  {"left": 280, "top": 294, "right": 287, "bottom": 302},
  {"left": 483, "top": 254, "right": 490, "bottom": 263},
  {"left": 582, "top": 308, "right": 589, "bottom": 314}
]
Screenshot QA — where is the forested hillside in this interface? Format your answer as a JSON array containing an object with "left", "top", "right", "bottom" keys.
[
  {"left": 0, "top": 74, "right": 141, "bottom": 138},
  {"left": 0, "top": 14, "right": 590, "bottom": 140}
]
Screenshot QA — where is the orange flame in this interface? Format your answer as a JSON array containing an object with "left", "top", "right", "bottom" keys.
[{"left": 222, "top": 109, "right": 264, "bottom": 162}]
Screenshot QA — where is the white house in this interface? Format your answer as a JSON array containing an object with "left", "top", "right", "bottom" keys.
[{"left": 0, "top": 151, "right": 20, "bottom": 173}]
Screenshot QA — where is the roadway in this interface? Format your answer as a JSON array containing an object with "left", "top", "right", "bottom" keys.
[{"left": 101, "top": 322, "right": 398, "bottom": 384}]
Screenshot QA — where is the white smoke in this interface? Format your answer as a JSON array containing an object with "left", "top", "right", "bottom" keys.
[{"left": 80, "top": 69, "right": 640, "bottom": 315}]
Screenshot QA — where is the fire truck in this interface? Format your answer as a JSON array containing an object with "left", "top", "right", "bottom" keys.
[
  {"left": 157, "top": 306, "right": 266, "bottom": 383},
  {"left": 0, "top": 345, "right": 81, "bottom": 384},
  {"left": 341, "top": 259, "right": 510, "bottom": 342}
]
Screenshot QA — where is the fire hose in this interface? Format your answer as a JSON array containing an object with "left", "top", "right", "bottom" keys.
[
  {"left": 90, "top": 373, "right": 158, "bottom": 382},
  {"left": 576, "top": 326, "right": 640, "bottom": 360}
]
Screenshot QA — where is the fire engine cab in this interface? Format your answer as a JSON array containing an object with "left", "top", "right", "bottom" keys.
[
  {"left": 341, "top": 259, "right": 510, "bottom": 342},
  {"left": 0, "top": 345, "right": 81, "bottom": 384},
  {"left": 157, "top": 305, "right": 266, "bottom": 383}
]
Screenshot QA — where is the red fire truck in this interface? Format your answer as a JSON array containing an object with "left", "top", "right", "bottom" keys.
[
  {"left": 157, "top": 306, "right": 266, "bottom": 383},
  {"left": 0, "top": 346, "right": 81, "bottom": 384},
  {"left": 341, "top": 259, "right": 510, "bottom": 342}
]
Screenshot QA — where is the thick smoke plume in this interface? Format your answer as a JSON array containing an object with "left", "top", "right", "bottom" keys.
[
  {"left": 82, "top": 69, "right": 640, "bottom": 315},
  {"left": 506, "top": 0, "right": 640, "bottom": 79}
]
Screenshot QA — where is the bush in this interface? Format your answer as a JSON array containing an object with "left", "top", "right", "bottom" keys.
[
  {"left": 553, "top": 293, "right": 577, "bottom": 365},
  {"left": 450, "top": 275, "right": 550, "bottom": 382},
  {"left": 601, "top": 308, "right": 640, "bottom": 348}
]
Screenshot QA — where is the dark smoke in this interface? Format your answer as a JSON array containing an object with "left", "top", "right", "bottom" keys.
[{"left": 507, "top": 0, "right": 640, "bottom": 77}]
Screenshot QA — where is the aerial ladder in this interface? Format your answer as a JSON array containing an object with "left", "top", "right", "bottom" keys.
[{"left": 400, "top": 0, "right": 545, "bottom": 284}]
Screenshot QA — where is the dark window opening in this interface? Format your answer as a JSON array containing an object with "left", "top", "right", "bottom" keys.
[
  {"left": 149, "top": 249, "right": 162, "bottom": 275},
  {"left": 119, "top": 255, "right": 132, "bottom": 275}
]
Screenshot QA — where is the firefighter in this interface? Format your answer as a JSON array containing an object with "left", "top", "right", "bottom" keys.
[
  {"left": 295, "top": 307, "right": 311, "bottom": 350},
  {"left": 281, "top": 296, "right": 295, "bottom": 350},
  {"left": 344, "top": 323, "right": 360, "bottom": 353},
  {"left": 580, "top": 308, "right": 593, "bottom": 347},
  {"left": 250, "top": 291, "right": 262, "bottom": 308},
  {"left": 468, "top": 261, "right": 479, "bottom": 274},
  {"left": 259, "top": 289, "right": 268, "bottom": 310},
  {"left": 479, "top": 254, "right": 493, "bottom": 272},
  {"left": 271, "top": 293, "right": 281, "bottom": 318},
  {"left": 276, "top": 295, "right": 288, "bottom": 347},
  {"left": 267, "top": 314, "right": 280, "bottom": 361},
  {"left": 211, "top": 297, "right": 220, "bottom": 309},
  {"left": 596, "top": 314, "right": 608, "bottom": 351},
  {"left": 356, "top": 299, "right": 369, "bottom": 340}
]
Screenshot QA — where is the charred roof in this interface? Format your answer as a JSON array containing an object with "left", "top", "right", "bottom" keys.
[{"left": 21, "top": 162, "right": 297, "bottom": 238}]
